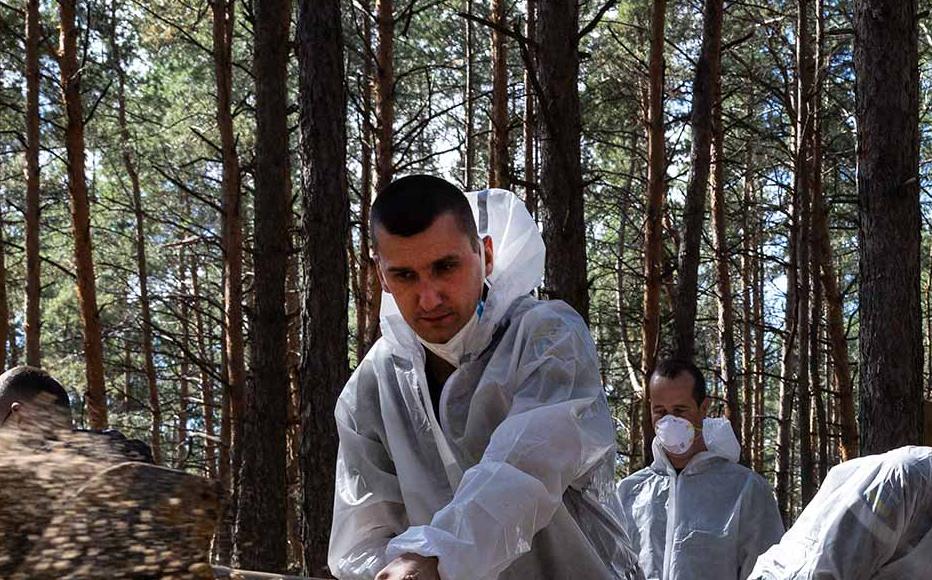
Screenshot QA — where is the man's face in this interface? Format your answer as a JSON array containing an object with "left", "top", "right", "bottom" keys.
[
  {"left": 376, "top": 213, "right": 491, "bottom": 344},
  {"left": 649, "top": 370, "right": 708, "bottom": 430}
]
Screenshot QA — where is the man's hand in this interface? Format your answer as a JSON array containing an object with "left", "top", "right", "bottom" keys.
[{"left": 375, "top": 553, "right": 440, "bottom": 580}]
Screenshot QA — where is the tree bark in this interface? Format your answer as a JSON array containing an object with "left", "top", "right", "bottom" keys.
[
  {"left": 355, "top": 0, "right": 375, "bottom": 362},
  {"left": 24, "top": 0, "right": 41, "bottom": 366},
  {"left": 854, "top": 0, "right": 923, "bottom": 454},
  {"left": 796, "top": 0, "right": 815, "bottom": 505},
  {"left": 464, "top": 0, "right": 476, "bottom": 190},
  {"left": 211, "top": 0, "right": 245, "bottom": 533},
  {"left": 537, "top": 0, "right": 588, "bottom": 322},
  {"left": 297, "top": 0, "right": 350, "bottom": 573},
  {"left": 234, "top": 0, "right": 291, "bottom": 569},
  {"left": 740, "top": 138, "right": 755, "bottom": 463},
  {"left": 710, "top": 71, "right": 740, "bottom": 451},
  {"left": 641, "top": 0, "right": 667, "bottom": 466},
  {"left": 776, "top": 179, "right": 799, "bottom": 525},
  {"left": 0, "top": 204, "right": 9, "bottom": 371},
  {"left": 672, "top": 0, "right": 723, "bottom": 360},
  {"left": 189, "top": 239, "right": 217, "bottom": 479},
  {"left": 523, "top": 0, "right": 536, "bottom": 215},
  {"left": 59, "top": 0, "right": 107, "bottom": 429},
  {"left": 489, "top": 0, "right": 509, "bottom": 189}
]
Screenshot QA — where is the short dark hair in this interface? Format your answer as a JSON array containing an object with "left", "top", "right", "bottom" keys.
[
  {"left": 650, "top": 358, "right": 707, "bottom": 405},
  {"left": 370, "top": 175, "right": 479, "bottom": 252},
  {"left": 0, "top": 366, "right": 72, "bottom": 412}
]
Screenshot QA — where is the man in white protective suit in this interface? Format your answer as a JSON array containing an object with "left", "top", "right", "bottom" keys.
[
  {"left": 328, "top": 175, "right": 643, "bottom": 580},
  {"left": 749, "top": 445, "right": 932, "bottom": 579},
  {"left": 614, "top": 358, "right": 784, "bottom": 580}
]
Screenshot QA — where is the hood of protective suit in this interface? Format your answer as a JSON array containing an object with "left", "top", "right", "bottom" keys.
[
  {"left": 378, "top": 188, "right": 545, "bottom": 364},
  {"left": 749, "top": 445, "right": 932, "bottom": 580},
  {"left": 617, "top": 416, "right": 783, "bottom": 580}
]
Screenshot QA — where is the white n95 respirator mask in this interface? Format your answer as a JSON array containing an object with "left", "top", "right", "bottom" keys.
[{"left": 655, "top": 415, "right": 698, "bottom": 456}]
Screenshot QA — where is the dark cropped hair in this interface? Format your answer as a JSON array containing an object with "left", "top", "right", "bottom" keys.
[
  {"left": 370, "top": 175, "right": 479, "bottom": 252},
  {"left": 0, "top": 366, "right": 72, "bottom": 412},
  {"left": 651, "top": 358, "right": 707, "bottom": 405}
]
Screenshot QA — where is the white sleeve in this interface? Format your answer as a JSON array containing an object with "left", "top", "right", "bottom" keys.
[
  {"left": 385, "top": 307, "right": 615, "bottom": 580},
  {"left": 328, "top": 381, "right": 409, "bottom": 579}
]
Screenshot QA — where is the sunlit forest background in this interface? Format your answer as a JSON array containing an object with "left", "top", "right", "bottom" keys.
[{"left": 0, "top": 0, "right": 930, "bottom": 575}]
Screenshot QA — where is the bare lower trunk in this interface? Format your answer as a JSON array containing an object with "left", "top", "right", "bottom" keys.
[
  {"left": 297, "top": 0, "right": 350, "bottom": 572},
  {"left": 489, "top": 0, "right": 509, "bottom": 189},
  {"left": 640, "top": 0, "right": 667, "bottom": 466},
  {"left": 60, "top": 0, "right": 107, "bottom": 429},
  {"left": 24, "top": 0, "right": 41, "bottom": 366},
  {"left": 854, "top": 0, "right": 922, "bottom": 454},
  {"left": 672, "top": 0, "right": 723, "bottom": 360}
]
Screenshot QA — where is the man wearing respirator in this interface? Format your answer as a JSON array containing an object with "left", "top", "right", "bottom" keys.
[{"left": 614, "top": 358, "right": 784, "bottom": 580}]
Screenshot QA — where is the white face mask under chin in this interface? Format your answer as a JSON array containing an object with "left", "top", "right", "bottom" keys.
[{"left": 417, "top": 238, "right": 489, "bottom": 368}]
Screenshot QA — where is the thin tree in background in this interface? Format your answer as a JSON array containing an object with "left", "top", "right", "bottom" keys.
[
  {"left": 672, "top": 0, "right": 723, "bottom": 361},
  {"left": 523, "top": 0, "right": 536, "bottom": 215},
  {"left": 464, "top": 0, "right": 476, "bottom": 190},
  {"left": 58, "top": 0, "right": 107, "bottom": 429},
  {"left": 536, "top": 0, "right": 588, "bottom": 321},
  {"left": 109, "top": 9, "right": 161, "bottom": 463},
  {"left": 796, "top": 0, "right": 815, "bottom": 504},
  {"left": 354, "top": 0, "right": 376, "bottom": 362},
  {"left": 297, "top": 0, "right": 350, "bottom": 572},
  {"left": 234, "top": 0, "right": 291, "bottom": 569},
  {"left": 0, "top": 203, "right": 8, "bottom": 370},
  {"left": 641, "top": 0, "right": 667, "bottom": 465},
  {"left": 489, "top": 0, "right": 509, "bottom": 189},
  {"left": 854, "top": 0, "right": 923, "bottom": 454},
  {"left": 364, "top": 0, "right": 394, "bottom": 352},
  {"left": 23, "top": 0, "right": 41, "bottom": 366},
  {"left": 710, "top": 61, "right": 740, "bottom": 449},
  {"left": 211, "top": 0, "right": 245, "bottom": 560}
]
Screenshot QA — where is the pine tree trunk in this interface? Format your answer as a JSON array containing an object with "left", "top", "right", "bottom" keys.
[
  {"left": 234, "top": 0, "right": 291, "bottom": 569},
  {"left": 297, "top": 0, "right": 350, "bottom": 572},
  {"left": 641, "top": 0, "right": 667, "bottom": 466},
  {"left": 854, "top": 0, "right": 922, "bottom": 454},
  {"left": 59, "top": 0, "right": 107, "bottom": 429},
  {"left": 178, "top": 246, "right": 191, "bottom": 469},
  {"left": 489, "top": 0, "right": 509, "bottom": 189},
  {"left": 753, "top": 213, "right": 766, "bottom": 473},
  {"left": 464, "top": 0, "right": 476, "bottom": 190},
  {"left": 777, "top": 181, "right": 799, "bottom": 525},
  {"left": 355, "top": 0, "right": 375, "bottom": 362},
  {"left": 24, "top": 0, "right": 41, "bottom": 366},
  {"left": 0, "top": 204, "right": 9, "bottom": 371},
  {"left": 812, "top": 0, "right": 829, "bottom": 483},
  {"left": 672, "top": 0, "right": 723, "bottom": 360},
  {"left": 211, "top": 0, "right": 245, "bottom": 540},
  {"left": 523, "top": 0, "right": 536, "bottom": 215},
  {"left": 537, "top": 0, "right": 588, "bottom": 321},
  {"left": 741, "top": 140, "right": 755, "bottom": 463},
  {"left": 710, "top": 72, "right": 740, "bottom": 451},
  {"left": 796, "top": 0, "right": 815, "bottom": 505},
  {"left": 190, "top": 243, "right": 217, "bottom": 479}
]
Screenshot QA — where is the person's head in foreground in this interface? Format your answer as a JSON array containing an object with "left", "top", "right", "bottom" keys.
[
  {"left": 0, "top": 365, "right": 72, "bottom": 433},
  {"left": 372, "top": 174, "right": 493, "bottom": 348},
  {"left": 649, "top": 357, "right": 709, "bottom": 467}
]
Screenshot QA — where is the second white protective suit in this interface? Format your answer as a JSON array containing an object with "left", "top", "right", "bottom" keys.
[
  {"left": 328, "top": 189, "right": 643, "bottom": 580},
  {"left": 615, "top": 418, "right": 784, "bottom": 580},
  {"left": 749, "top": 445, "right": 932, "bottom": 580}
]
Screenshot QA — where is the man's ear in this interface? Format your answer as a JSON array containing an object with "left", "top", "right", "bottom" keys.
[
  {"left": 482, "top": 235, "right": 494, "bottom": 277},
  {"left": 375, "top": 257, "right": 392, "bottom": 295},
  {"left": 699, "top": 396, "right": 710, "bottom": 418}
]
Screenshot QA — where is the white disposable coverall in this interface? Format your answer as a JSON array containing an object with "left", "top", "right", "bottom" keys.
[
  {"left": 614, "top": 418, "right": 784, "bottom": 580},
  {"left": 328, "top": 189, "right": 643, "bottom": 580},
  {"left": 749, "top": 445, "right": 932, "bottom": 580}
]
